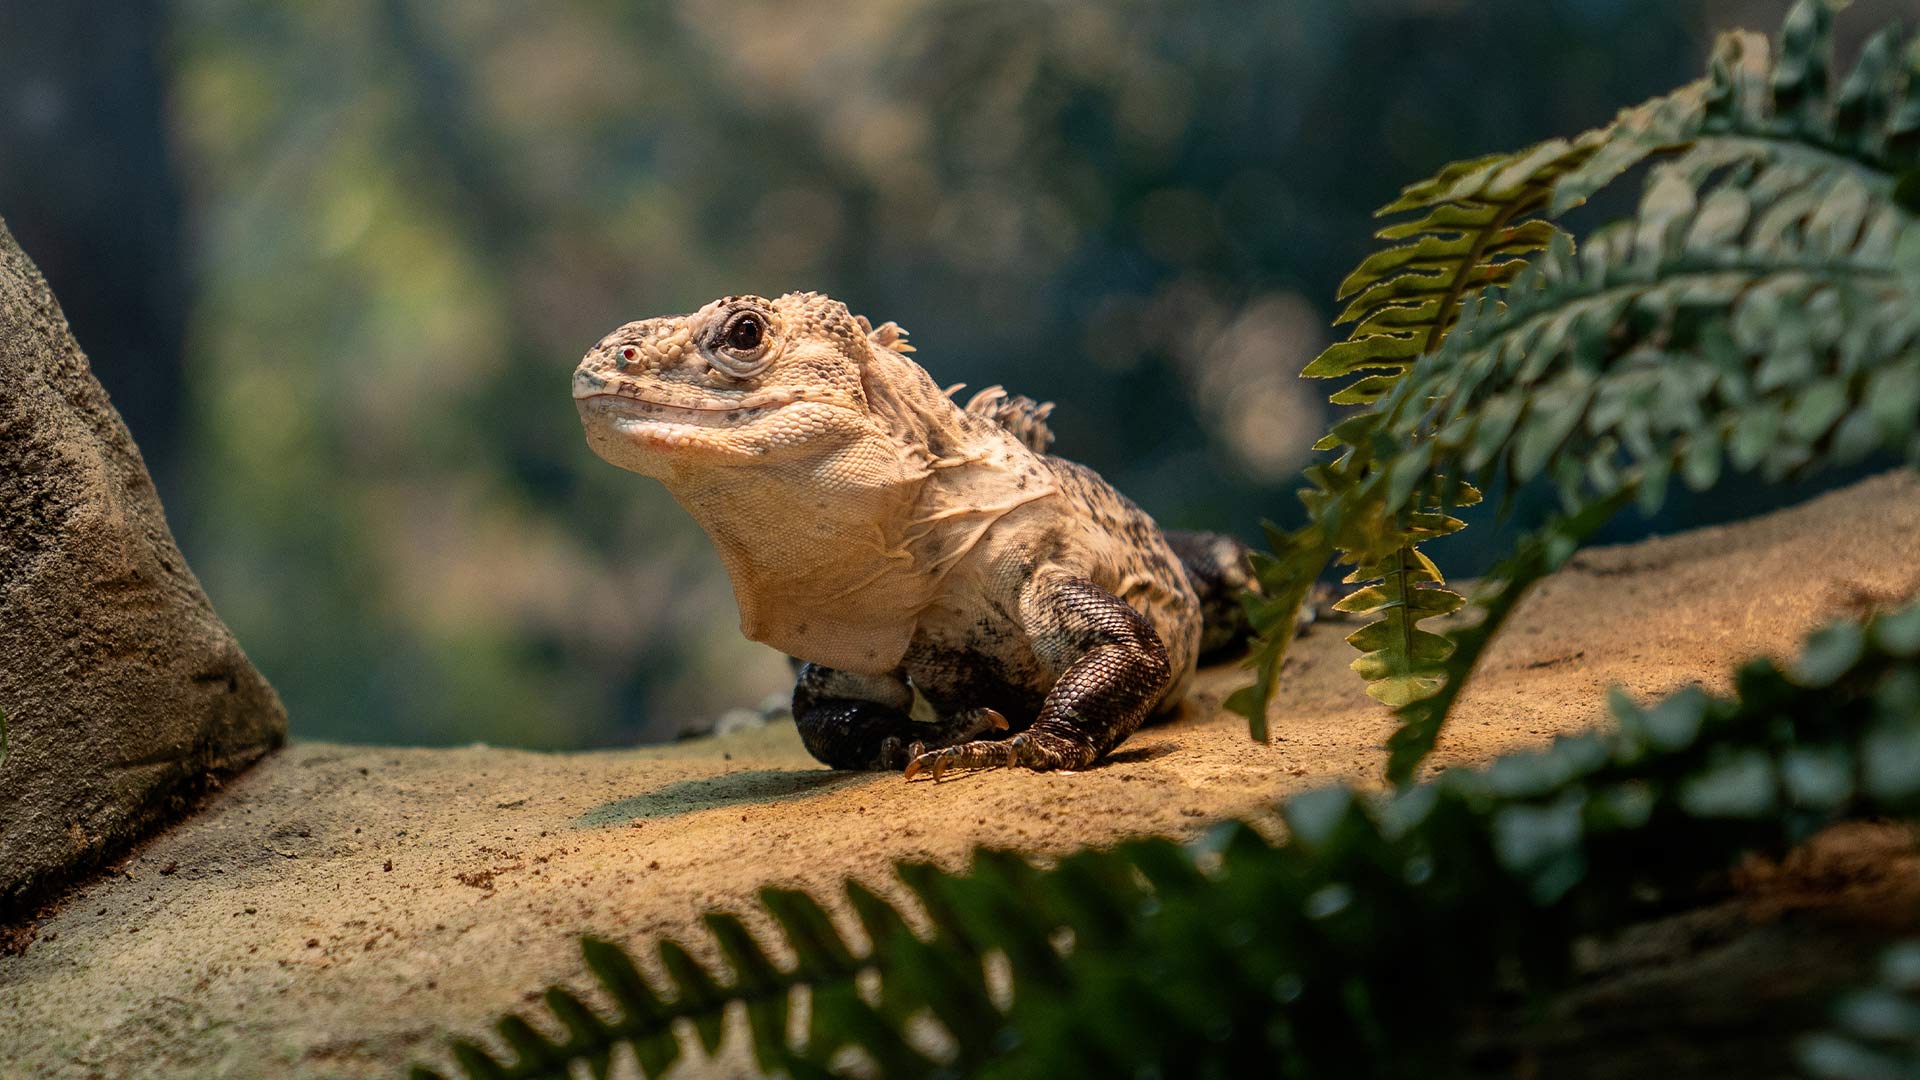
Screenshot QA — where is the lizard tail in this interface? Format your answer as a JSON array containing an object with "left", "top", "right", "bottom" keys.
[{"left": 1164, "top": 529, "right": 1258, "bottom": 666}]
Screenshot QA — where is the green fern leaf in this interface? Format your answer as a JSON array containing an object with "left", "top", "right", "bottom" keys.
[
  {"left": 537, "top": 988, "right": 613, "bottom": 1079},
  {"left": 1241, "top": 22, "right": 1765, "bottom": 749},
  {"left": 1249, "top": 1, "right": 1920, "bottom": 780},
  {"left": 1224, "top": 521, "right": 1335, "bottom": 742},
  {"left": 580, "top": 935, "right": 680, "bottom": 1075},
  {"left": 1338, "top": 545, "right": 1461, "bottom": 707}
]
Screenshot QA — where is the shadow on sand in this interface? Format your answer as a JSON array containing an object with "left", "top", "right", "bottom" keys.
[
  {"left": 1102, "top": 742, "right": 1180, "bottom": 766},
  {"left": 576, "top": 768, "right": 884, "bottom": 827}
]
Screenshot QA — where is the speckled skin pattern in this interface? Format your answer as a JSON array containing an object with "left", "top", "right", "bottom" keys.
[{"left": 574, "top": 292, "right": 1252, "bottom": 776}]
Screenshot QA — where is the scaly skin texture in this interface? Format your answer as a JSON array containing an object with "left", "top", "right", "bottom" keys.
[{"left": 574, "top": 292, "right": 1252, "bottom": 777}]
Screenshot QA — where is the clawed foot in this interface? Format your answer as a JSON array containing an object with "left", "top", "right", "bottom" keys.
[
  {"left": 903, "top": 726, "right": 1089, "bottom": 781},
  {"left": 903, "top": 736, "right": 1016, "bottom": 780},
  {"left": 875, "top": 707, "right": 1009, "bottom": 771}
]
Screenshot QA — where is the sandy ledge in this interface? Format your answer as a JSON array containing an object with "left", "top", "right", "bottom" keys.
[{"left": 3, "top": 471, "right": 1918, "bottom": 1079}]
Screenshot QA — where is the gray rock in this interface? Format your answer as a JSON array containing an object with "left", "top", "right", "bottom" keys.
[{"left": 0, "top": 216, "right": 286, "bottom": 916}]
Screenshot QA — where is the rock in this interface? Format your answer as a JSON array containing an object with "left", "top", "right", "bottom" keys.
[{"left": 0, "top": 215, "right": 285, "bottom": 916}]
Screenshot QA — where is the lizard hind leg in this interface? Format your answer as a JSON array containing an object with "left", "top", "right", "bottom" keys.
[{"left": 905, "top": 574, "right": 1172, "bottom": 780}]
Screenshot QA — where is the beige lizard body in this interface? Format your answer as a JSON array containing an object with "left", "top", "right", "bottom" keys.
[{"left": 574, "top": 292, "right": 1251, "bottom": 776}]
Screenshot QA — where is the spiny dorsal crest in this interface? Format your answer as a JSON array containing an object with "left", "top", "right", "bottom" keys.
[
  {"left": 961, "top": 385, "right": 1056, "bottom": 455},
  {"left": 854, "top": 313, "right": 915, "bottom": 354}
]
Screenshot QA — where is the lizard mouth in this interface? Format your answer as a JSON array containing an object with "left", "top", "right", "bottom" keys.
[
  {"left": 577, "top": 392, "right": 781, "bottom": 431},
  {"left": 575, "top": 389, "right": 860, "bottom": 462}
]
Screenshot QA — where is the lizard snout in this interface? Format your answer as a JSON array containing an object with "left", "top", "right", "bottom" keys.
[
  {"left": 571, "top": 363, "right": 614, "bottom": 399},
  {"left": 574, "top": 328, "right": 661, "bottom": 397}
]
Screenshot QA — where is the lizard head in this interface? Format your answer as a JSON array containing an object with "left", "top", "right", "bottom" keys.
[
  {"left": 573, "top": 291, "right": 973, "bottom": 482},
  {"left": 573, "top": 291, "right": 1055, "bottom": 669},
  {"left": 574, "top": 292, "right": 899, "bottom": 478}
]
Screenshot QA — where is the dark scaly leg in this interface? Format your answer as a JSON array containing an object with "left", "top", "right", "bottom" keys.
[
  {"left": 793, "top": 663, "right": 1007, "bottom": 770},
  {"left": 905, "top": 574, "right": 1170, "bottom": 779}
]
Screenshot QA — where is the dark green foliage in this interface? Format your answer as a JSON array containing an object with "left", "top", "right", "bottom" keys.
[
  {"left": 1799, "top": 941, "right": 1920, "bottom": 1079},
  {"left": 1233, "top": 1, "right": 1920, "bottom": 785},
  {"left": 1231, "top": 25, "right": 1766, "bottom": 736},
  {"left": 422, "top": 602, "right": 1920, "bottom": 1079},
  {"left": 1220, "top": 521, "right": 1332, "bottom": 740}
]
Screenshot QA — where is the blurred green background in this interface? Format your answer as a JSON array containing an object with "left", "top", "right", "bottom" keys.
[{"left": 0, "top": 0, "right": 1899, "bottom": 748}]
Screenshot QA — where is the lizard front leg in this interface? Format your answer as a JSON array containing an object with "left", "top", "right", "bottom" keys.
[
  {"left": 793, "top": 663, "right": 1008, "bottom": 770},
  {"left": 905, "top": 572, "right": 1171, "bottom": 779}
]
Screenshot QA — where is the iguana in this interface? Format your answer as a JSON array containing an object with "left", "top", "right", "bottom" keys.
[{"left": 573, "top": 292, "right": 1256, "bottom": 778}]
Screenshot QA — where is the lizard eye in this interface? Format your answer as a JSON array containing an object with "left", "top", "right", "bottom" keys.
[
  {"left": 708, "top": 310, "right": 774, "bottom": 378},
  {"left": 725, "top": 313, "right": 764, "bottom": 352}
]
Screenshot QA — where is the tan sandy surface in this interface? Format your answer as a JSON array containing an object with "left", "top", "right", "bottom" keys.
[{"left": 3, "top": 471, "right": 1919, "bottom": 1080}]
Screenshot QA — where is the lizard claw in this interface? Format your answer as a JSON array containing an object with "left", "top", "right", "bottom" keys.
[
  {"left": 904, "top": 736, "right": 1020, "bottom": 781},
  {"left": 938, "top": 706, "right": 1009, "bottom": 740},
  {"left": 900, "top": 709, "right": 1015, "bottom": 778},
  {"left": 903, "top": 726, "right": 1096, "bottom": 780}
]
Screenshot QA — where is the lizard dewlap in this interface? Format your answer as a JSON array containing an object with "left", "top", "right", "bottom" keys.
[{"left": 574, "top": 292, "right": 1255, "bottom": 778}]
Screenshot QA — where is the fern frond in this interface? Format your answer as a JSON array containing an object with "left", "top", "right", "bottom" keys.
[
  {"left": 1349, "top": 0, "right": 1920, "bottom": 472},
  {"left": 1222, "top": 520, "right": 1333, "bottom": 741},
  {"left": 1338, "top": 542, "right": 1458, "bottom": 707},
  {"left": 1398, "top": 152, "right": 1919, "bottom": 501},
  {"left": 1363, "top": 146, "right": 1917, "bottom": 777},
  {"left": 1021, "top": 601, "right": 1920, "bottom": 1077},
  {"left": 1251, "top": 1, "right": 1920, "bottom": 776},
  {"left": 411, "top": 833, "right": 1204, "bottom": 1080},
  {"left": 408, "top": 883, "right": 899, "bottom": 1080},
  {"left": 1277, "top": 30, "right": 1764, "bottom": 730},
  {"left": 1305, "top": 27, "right": 1770, "bottom": 411}
]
